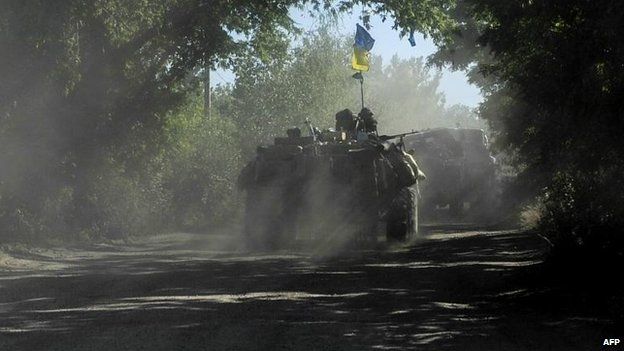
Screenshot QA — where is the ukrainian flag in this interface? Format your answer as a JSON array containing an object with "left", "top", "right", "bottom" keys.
[
  {"left": 351, "top": 24, "right": 375, "bottom": 72},
  {"left": 352, "top": 47, "right": 370, "bottom": 72}
]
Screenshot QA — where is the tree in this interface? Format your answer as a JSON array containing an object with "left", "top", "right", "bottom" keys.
[
  {"left": 163, "top": 93, "right": 242, "bottom": 230},
  {"left": 0, "top": 0, "right": 459, "bottom": 241},
  {"left": 0, "top": 0, "right": 304, "bottom": 240},
  {"left": 214, "top": 26, "right": 356, "bottom": 155},
  {"left": 430, "top": 0, "right": 624, "bottom": 261},
  {"left": 215, "top": 26, "right": 480, "bottom": 157}
]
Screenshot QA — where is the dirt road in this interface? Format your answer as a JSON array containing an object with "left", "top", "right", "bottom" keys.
[{"left": 0, "top": 227, "right": 617, "bottom": 350}]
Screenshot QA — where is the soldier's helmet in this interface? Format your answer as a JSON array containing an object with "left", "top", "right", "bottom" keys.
[
  {"left": 359, "top": 107, "right": 373, "bottom": 117},
  {"left": 335, "top": 109, "right": 355, "bottom": 131},
  {"left": 358, "top": 107, "right": 377, "bottom": 133},
  {"left": 287, "top": 127, "right": 302, "bottom": 138}
]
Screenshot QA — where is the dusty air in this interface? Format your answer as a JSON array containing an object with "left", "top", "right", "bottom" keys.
[{"left": 0, "top": 2, "right": 622, "bottom": 350}]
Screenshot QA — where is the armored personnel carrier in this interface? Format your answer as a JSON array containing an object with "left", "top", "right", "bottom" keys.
[
  {"left": 238, "top": 110, "right": 424, "bottom": 249},
  {"left": 403, "top": 128, "right": 497, "bottom": 221}
]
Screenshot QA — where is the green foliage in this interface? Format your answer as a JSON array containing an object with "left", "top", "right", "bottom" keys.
[
  {"left": 80, "top": 160, "right": 168, "bottom": 240},
  {"left": 0, "top": 0, "right": 294, "bottom": 240},
  {"left": 431, "top": 0, "right": 624, "bottom": 262},
  {"left": 0, "top": 0, "right": 304, "bottom": 241},
  {"left": 539, "top": 169, "right": 624, "bottom": 262},
  {"left": 0, "top": 0, "right": 463, "bottom": 243},
  {"left": 164, "top": 93, "right": 242, "bottom": 230},
  {"left": 336, "top": 0, "right": 457, "bottom": 45},
  {"left": 216, "top": 25, "right": 481, "bottom": 157},
  {"left": 215, "top": 26, "right": 356, "bottom": 154}
]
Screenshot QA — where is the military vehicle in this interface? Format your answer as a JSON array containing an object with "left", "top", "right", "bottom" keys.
[
  {"left": 238, "top": 113, "right": 424, "bottom": 249},
  {"left": 403, "top": 128, "right": 497, "bottom": 221}
]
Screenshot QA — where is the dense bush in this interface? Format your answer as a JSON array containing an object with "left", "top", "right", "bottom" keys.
[
  {"left": 164, "top": 94, "right": 242, "bottom": 230},
  {"left": 0, "top": 92, "right": 243, "bottom": 242},
  {"left": 539, "top": 169, "right": 624, "bottom": 264}
]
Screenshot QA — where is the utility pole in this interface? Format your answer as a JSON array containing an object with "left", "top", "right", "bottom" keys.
[{"left": 203, "top": 68, "right": 211, "bottom": 119}]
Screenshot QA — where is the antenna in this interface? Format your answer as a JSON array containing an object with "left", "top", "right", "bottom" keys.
[{"left": 304, "top": 118, "right": 316, "bottom": 141}]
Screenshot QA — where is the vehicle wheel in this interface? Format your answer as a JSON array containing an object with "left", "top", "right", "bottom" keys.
[{"left": 386, "top": 187, "right": 417, "bottom": 243}]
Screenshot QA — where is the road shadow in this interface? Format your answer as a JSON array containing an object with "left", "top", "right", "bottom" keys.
[{"left": 0, "top": 229, "right": 617, "bottom": 350}]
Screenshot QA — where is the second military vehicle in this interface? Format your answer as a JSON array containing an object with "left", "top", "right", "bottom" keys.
[
  {"left": 403, "top": 128, "right": 497, "bottom": 221},
  {"left": 238, "top": 109, "right": 424, "bottom": 249}
]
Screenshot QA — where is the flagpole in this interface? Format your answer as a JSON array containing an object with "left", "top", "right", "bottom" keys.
[
  {"left": 352, "top": 23, "right": 374, "bottom": 110},
  {"left": 359, "top": 71, "right": 364, "bottom": 110}
]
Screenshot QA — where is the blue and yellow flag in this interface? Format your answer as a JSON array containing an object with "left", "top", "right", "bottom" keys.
[
  {"left": 352, "top": 47, "right": 370, "bottom": 71},
  {"left": 351, "top": 24, "right": 375, "bottom": 72}
]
